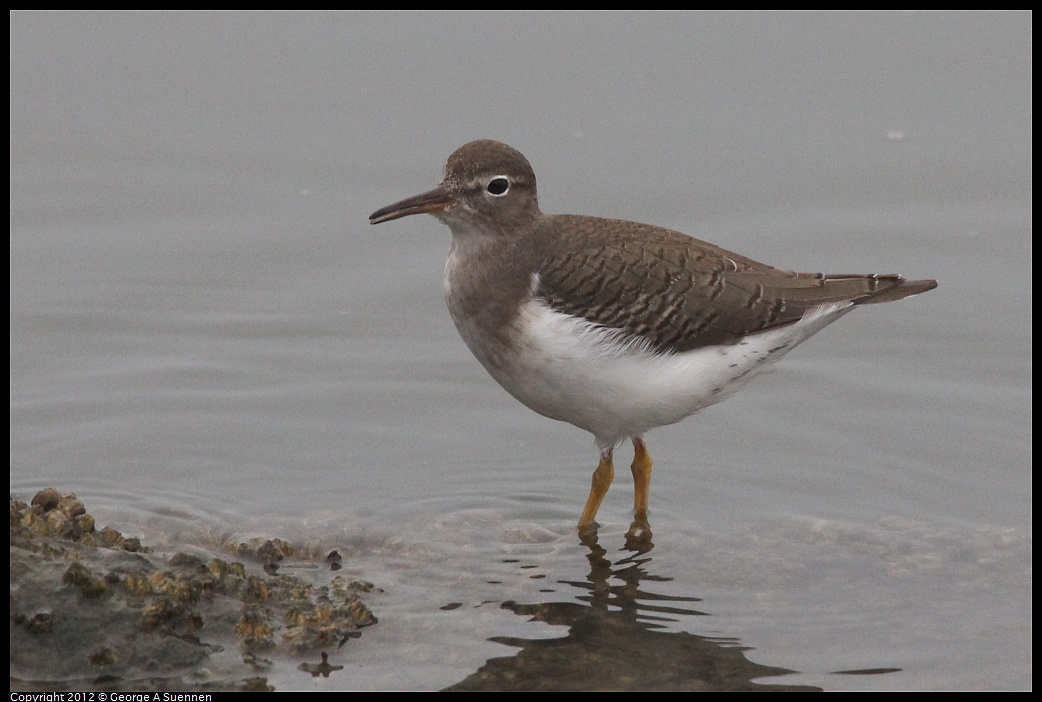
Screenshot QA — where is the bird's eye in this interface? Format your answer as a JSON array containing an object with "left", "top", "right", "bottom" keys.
[{"left": 486, "top": 177, "right": 510, "bottom": 197}]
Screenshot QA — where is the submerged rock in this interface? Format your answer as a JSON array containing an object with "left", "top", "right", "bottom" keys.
[{"left": 10, "top": 489, "right": 378, "bottom": 692}]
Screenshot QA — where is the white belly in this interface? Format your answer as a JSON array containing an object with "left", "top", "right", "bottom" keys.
[{"left": 453, "top": 296, "right": 854, "bottom": 450}]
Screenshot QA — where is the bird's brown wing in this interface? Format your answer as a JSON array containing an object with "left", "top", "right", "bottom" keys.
[{"left": 535, "top": 215, "right": 936, "bottom": 353}]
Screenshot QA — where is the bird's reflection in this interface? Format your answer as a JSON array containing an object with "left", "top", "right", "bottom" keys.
[{"left": 445, "top": 528, "right": 821, "bottom": 691}]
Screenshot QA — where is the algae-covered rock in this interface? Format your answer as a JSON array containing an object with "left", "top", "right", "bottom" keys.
[{"left": 11, "top": 490, "right": 378, "bottom": 692}]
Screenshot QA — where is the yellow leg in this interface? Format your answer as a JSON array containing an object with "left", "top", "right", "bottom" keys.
[
  {"left": 578, "top": 448, "right": 615, "bottom": 531},
  {"left": 630, "top": 436, "right": 652, "bottom": 524}
]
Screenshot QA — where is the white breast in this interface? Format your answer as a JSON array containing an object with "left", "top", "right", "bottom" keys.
[{"left": 460, "top": 295, "right": 854, "bottom": 450}]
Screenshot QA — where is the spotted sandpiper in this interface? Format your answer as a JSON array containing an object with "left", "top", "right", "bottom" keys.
[{"left": 369, "top": 140, "right": 936, "bottom": 533}]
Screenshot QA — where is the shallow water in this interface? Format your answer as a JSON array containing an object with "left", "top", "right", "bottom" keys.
[{"left": 10, "top": 11, "right": 1031, "bottom": 690}]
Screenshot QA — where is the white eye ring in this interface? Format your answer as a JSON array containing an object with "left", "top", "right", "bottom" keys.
[{"left": 486, "top": 176, "right": 510, "bottom": 197}]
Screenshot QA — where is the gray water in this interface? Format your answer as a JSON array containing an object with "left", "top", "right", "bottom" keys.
[{"left": 10, "top": 11, "right": 1031, "bottom": 690}]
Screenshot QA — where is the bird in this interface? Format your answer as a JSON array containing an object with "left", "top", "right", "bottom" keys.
[{"left": 369, "top": 139, "right": 936, "bottom": 534}]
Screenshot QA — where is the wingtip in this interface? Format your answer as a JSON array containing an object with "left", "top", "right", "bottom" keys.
[
  {"left": 902, "top": 278, "right": 939, "bottom": 295},
  {"left": 862, "top": 277, "right": 938, "bottom": 304}
]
